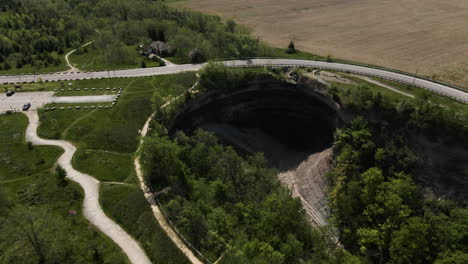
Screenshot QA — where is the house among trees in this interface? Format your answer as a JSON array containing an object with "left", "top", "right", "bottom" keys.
[{"left": 140, "top": 41, "right": 173, "bottom": 57}]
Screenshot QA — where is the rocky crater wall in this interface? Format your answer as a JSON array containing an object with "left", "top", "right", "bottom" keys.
[{"left": 170, "top": 78, "right": 342, "bottom": 226}]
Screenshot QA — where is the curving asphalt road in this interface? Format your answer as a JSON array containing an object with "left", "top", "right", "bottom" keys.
[
  {"left": 24, "top": 111, "right": 152, "bottom": 264},
  {"left": 1, "top": 59, "right": 467, "bottom": 102}
]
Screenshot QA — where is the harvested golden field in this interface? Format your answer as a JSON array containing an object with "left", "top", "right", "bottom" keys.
[{"left": 174, "top": 0, "right": 468, "bottom": 88}]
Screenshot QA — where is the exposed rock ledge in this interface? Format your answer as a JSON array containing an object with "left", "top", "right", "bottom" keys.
[{"left": 278, "top": 148, "right": 332, "bottom": 226}]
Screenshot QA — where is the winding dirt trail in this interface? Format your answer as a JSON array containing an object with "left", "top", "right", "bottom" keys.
[
  {"left": 65, "top": 41, "right": 94, "bottom": 72},
  {"left": 351, "top": 75, "right": 415, "bottom": 98},
  {"left": 24, "top": 111, "right": 152, "bottom": 264}
]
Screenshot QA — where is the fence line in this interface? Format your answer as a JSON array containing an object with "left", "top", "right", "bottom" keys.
[
  {"left": 233, "top": 63, "right": 466, "bottom": 103},
  {"left": 154, "top": 196, "right": 213, "bottom": 264}
]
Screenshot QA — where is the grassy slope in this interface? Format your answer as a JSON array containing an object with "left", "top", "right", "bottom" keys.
[
  {"left": 100, "top": 184, "right": 190, "bottom": 264},
  {"left": 315, "top": 69, "right": 467, "bottom": 118},
  {"left": 69, "top": 46, "right": 164, "bottom": 72},
  {"left": 0, "top": 114, "right": 62, "bottom": 181},
  {"left": 0, "top": 113, "right": 128, "bottom": 263},
  {"left": 72, "top": 149, "right": 136, "bottom": 183},
  {"left": 36, "top": 72, "right": 197, "bottom": 263},
  {"left": 369, "top": 77, "right": 468, "bottom": 116}
]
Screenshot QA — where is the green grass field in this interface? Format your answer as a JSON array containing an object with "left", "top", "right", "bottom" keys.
[
  {"left": 0, "top": 113, "right": 128, "bottom": 263},
  {"left": 100, "top": 184, "right": 190, "bottom": 264},
  {"left": 70, "top": 46, "right": 163, "bottom": 72},
  {"left": 54, "top": 88, "right": 120, "bottom": 96},
  {"left": 73, "top": 149, "right": 136, "bottom": 183},
  {"left": 0, "top": 114, "right": 62, "bottom": 182}
]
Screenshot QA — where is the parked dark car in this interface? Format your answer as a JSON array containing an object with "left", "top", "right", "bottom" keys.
[
  {"left": 22, "top": 103, "right": 31, "bottom": 111},
  {"left": 6, "top": 91, "right": 14, "bottom": 96}
]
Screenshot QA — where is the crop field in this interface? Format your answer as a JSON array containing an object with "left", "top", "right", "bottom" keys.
[{"left": 175, "top": 0, "right": 468, "bottom": 88}]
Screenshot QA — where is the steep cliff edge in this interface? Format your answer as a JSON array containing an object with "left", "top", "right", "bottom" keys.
[
  {"left": 170, "top": 77, "right": 342, "bottom": 226},
  {"left": 278, "top": 148, "right": 333, "bottom": 226}
]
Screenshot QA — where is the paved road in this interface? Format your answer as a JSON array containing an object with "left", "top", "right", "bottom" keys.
[
  {"left": 1, "top": 59, "right": 467, "bottom": 102},
  {"left": 0, "top": 92, "right": 116, "bottom": 112},
  {"left": 25, "top": 111, "right": 152, "bottom": 264}
]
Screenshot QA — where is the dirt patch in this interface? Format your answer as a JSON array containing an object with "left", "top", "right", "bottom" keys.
[
  {"left": 306, "top": 71, "right": 357, "bottom": 85},
  {"left": 278, "top": 148, "right": 332, "bottom": 226},
  {"left": 175, "top": 0, "right": 468, "bottom": 88}
]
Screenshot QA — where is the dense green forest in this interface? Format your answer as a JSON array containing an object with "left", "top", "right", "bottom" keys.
[
  {"left": 142, "top": 128, "right": 359, "bottom": 264},
  {"left": 0, "top": 0, "right": 273, "bottom": 72},
  {"left": 328, "top": 78, "right": 468, "bottom": 263}
]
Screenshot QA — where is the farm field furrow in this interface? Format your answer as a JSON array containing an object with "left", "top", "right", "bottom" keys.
[{"left": 175, "top": 0, "right": 468, "bottom": 88}]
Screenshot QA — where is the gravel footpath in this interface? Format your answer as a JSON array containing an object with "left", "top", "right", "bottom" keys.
[
  {"left": 134, "top": 113, "right": 203, "bottom": 264},
  {"left": 132, "top": 79, "right": 204, "bottom": 264},
  {"left": 24, "top": 111, "right": 152, "bottom": 264}
]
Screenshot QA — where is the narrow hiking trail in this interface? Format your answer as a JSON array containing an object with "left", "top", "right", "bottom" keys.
[
  {"left": 65, "top": 41, "right": 94, "bottom": 72},
  {"left": 312, "top": 70, "right": 414, "bottom": 98},
  {"left": 24, "top": 111, "right": 152, "bottom": 264},
  {"left": 351, "top": 74, "right": 415, "bottom": 98},
  {"left": 133, "top": 78, "right": 205, "bottom": 264},
  {"left": 134, "top": 113, "right": 203, "bottom": 264}
]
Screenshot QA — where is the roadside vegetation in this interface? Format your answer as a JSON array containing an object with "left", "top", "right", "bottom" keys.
[
  {"left": 367, "top": 77, "right": 468, "bottom": 116},
  {"left": 100, "top": 183, "right": 190, "bottom": 264},
  {"left": 0, "top": 113, "right": 127, "bottom": 264}
]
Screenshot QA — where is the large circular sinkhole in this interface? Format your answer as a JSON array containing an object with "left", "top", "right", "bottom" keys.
[{"left": 170, "top": 81, "right": 342, "bottom": 170}]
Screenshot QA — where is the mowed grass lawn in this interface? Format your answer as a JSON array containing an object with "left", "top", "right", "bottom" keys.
[
  {"left": 0, "top": 113, "right": 128, "bottom": 263},
  {"left": 101, "top": 184, "right": 190, "bottom": 264},
  {"left": 73, "top": 149, "right": 136, "bottom": 183}
]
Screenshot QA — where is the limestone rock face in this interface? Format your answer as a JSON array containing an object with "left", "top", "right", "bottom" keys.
[{"left": 278, "top": 148, "right": 332, "bottom": 226}]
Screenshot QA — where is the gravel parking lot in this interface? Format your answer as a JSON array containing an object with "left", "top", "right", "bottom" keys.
[{"left": 0, "top": 92, "right": 116, "bottom": 112}]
